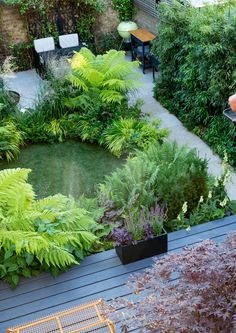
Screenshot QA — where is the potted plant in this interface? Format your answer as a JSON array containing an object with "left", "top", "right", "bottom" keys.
[
  {"left": 111, "top": 201, "right": 168, "bottom": 264},
  {"left": 112, "top": 0, "right": 138, "bottom": 42}
]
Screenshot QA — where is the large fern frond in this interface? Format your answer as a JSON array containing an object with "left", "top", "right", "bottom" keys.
[
  {"left": 100, "top": 90, "right": 124, "bottom": 104},
  {"left": 0, "top": 168, "right": 35, "bottom": 217}
]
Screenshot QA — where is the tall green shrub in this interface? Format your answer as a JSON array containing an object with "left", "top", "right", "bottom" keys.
[
  {"left": 99, "top": 142, "right": 209, "bottom": 226},
  {"left": 153, "top": 1, "right": 236, "bottom": 165}
]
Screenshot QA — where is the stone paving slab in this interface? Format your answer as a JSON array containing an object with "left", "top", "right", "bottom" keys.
[{"left": 3, "top": 69, "right": 43, "bottom": 110}]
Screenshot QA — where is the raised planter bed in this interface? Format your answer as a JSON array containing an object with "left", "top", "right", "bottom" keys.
[{"left": 115, "top": 231, "right": 168, "bottom": 265}]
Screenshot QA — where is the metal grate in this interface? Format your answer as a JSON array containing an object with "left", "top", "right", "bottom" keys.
[
  {"left": 134, "top": 0, "right": 158, "bottom": 17},
  {"left": 6, "top": 300, "right": 116, "bottom": 333}
]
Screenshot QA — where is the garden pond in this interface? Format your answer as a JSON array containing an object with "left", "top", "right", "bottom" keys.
[{"left": 0, "top": 141, "right": 124, "bottom": 198}]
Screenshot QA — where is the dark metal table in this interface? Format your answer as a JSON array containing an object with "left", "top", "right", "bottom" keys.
[
  {"left": 130, "top": 28, "right": 156, "bottom": 74},
  {"left": 36, "top": 45, "right": 82, "bottom": 73},
  {"left": 39, "top": 45, "right": 81, "bottom": 64}
]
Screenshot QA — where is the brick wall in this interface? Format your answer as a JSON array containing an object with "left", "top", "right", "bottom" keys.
[
  {"left": 0, "top": 4, "right": 28, "bottom": 46},
  {"left": 95, "top": 0, "right": 119, "bottom": 37},
  {"left": 0, "top": 0, "right": 118, "bottom": 48}
]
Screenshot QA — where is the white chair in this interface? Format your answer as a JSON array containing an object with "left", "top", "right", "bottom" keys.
[
  {"left": 33, "top": 37, "right": 55, "bottom": 53},
  {"left": 33, "top": 37, "right": 55, "bottom": 72},
  {"left": 59, "top": 33, "right": 79, "bottom": 48}
]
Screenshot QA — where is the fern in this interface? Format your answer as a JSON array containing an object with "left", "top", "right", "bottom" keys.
[
  {"left": 0, "top": 169, "right": 100, "bottom": 288},
  {"left": 0, "top": 122, "right": 24, "bottom": 161},
  {"left": 67, "top": 48, "right": 141, "bottom": 107}
]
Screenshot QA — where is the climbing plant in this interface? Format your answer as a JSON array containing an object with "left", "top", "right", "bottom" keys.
[{"left": 1, "top": 0, "right": 103, "bottom": 69}]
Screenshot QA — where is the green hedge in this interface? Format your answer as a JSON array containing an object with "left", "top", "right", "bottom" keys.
[{"left": 152, "top": 1, "right": 236, "bottom": 166}]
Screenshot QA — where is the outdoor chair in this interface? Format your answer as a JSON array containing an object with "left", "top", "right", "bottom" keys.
[
  {"left": 148, "top": 54, "right": 160, "bottom": 80},
  {"left": 33, "top": 37, "right": 56, "bottom": 72},
  {"left": 59, "top": 33, "right": 79, "bottom": 48},
  {"left": 59, "top": 33, "right": 81, "bottom": 57}
]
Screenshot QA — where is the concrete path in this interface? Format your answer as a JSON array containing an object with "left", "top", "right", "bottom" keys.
[
  {"left": 3, "top": 65, "right": 236, "bottom": 200},
  {"left": 3, "top": 69, "right": 43, "bottom": 110},
  {"left": 135, "top": 67, "right": 236, "bottom": 200}
]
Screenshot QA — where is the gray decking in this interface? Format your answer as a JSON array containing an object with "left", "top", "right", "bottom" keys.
[{"left": 1, "top": 215, "right": 236, "bottom": 332}]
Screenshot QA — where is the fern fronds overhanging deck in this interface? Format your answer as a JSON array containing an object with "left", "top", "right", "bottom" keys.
[{"left": 1, "top": 215, "right": 236, "bottom": 333}]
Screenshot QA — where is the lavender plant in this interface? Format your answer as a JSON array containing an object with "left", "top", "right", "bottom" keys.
[
  {"left": 111, "top": 200, "right": 167, "bottom": 245},
  {"left": 107, "top": 233, "right": 236, "bottom": 333}
]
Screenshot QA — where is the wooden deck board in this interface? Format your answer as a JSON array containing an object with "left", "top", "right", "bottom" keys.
[{"left": 0, "top": 215, "right": 236, "bottom": 332}]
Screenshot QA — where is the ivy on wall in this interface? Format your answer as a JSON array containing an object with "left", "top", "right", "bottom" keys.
[{"left": 1, "top": 0, "right": 103, "bottom": 69}]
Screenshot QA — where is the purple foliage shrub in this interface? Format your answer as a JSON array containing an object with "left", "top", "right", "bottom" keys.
[{"left": 108, "top": 233, "right": 236, "bottom": 332}]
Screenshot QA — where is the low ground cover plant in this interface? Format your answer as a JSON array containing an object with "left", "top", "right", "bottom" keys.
[
  {"left": 100, "top": 118, "right": 168, "bottom": 157},
  {"left": 153, "top": 1, "right": 236, "bottom": 166},
  {"left": 0, "top": 168, "right": 109, "bottom": 288},
  {"left": 108, "top": 233, "right": 236, "bottom": 333}
]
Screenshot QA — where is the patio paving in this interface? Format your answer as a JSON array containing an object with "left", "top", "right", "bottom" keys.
[
  {"left": 3, "top": 65, "right": 236, "bottom": 200},
  {"left": 3, "top": 69, "right": 43, "bottom": 110}
]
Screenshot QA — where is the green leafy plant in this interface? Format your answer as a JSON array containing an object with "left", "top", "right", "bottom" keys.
[
  {"left": 66, "top": 47, "right": 140, "bottom": 107},
  {"left": 111, "top": 0, "right": 134, "bottom": 21},
  {"left": 0, "top": 168, "right": 102, "bottom": 288},
  {"left": 95, "top": 32, "right": 123, "bottom": 55},
  {"left": 0, "top": 122, "right": 24, "bottom": 161},
  {"left": 153, "top": 1, "right": 236, "bottom": 166},
  {"left": 100, "top": 118, "right": 168, "bottom": 157},
  {"left": 171, "top": 157, "right": 232, "bottom": 230},
  {"left": 99, "top": 141, "right": 209, "bottom": 229}
]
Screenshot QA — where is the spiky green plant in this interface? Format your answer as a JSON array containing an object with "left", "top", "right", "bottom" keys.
[
  {"left": 0, "top": 122, "right": 24, "bottom": 161},
  {"left": 0, "top": 168, "right": 100, "bottom": 287},
  {"left": 100, "top": 118, "right": 169, "bottom": 157},
  {"left": 65, "top": 48, "right": 140, "bottom": 107}
]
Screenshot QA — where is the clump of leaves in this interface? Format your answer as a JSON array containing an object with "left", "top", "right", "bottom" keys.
[
  {"left": 108, "top": 233, "right": 236, "bottom": 333},
  {"left": 99, "top": 141, "right": 209, "bottom": 228},
  {"left": 0, "top": 122, "right": 24, "bottom": 161},
  {"left": 111, "top": 0, "right": 134, "bottom": 21},
  {"left": 170, "top": 158, "right": 232, "bottom": 230},
  {"left": 100, "top": 118, "right": 168, "bottom": 157},
  {"left": 66, "top": 48, "right": 140, "bottom": 107},
  {"left": 0, "top": 168, "right": 103, "bottom": 288}
]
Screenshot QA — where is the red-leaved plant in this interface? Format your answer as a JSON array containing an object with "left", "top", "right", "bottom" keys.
[{"left": 107, "top": 233, "right": 236, "bottom": 333}]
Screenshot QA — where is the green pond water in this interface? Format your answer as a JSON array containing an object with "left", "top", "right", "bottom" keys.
[{"left": 0, "top": 141, "right": 124, "bottom": 199}]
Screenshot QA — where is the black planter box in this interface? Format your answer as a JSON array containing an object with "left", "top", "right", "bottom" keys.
[{"left": 115, "top": 232, "right": 168, "bottom": 265}]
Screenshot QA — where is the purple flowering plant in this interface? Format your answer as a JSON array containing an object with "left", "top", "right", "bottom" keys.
[{"left": 111, "top": 200, "right": 167, "bottom": 246}]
